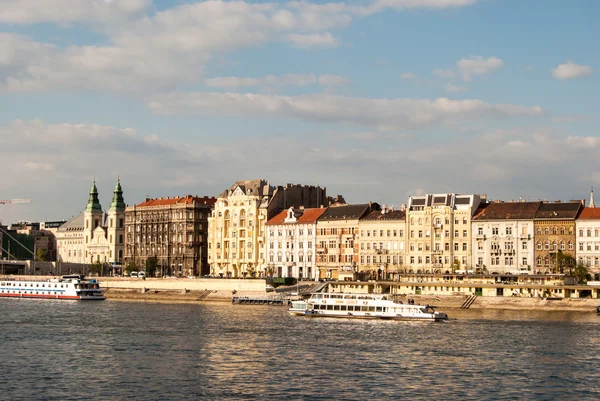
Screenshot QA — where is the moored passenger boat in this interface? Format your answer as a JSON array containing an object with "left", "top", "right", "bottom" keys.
[
  {"left": 289, "top": 293, "right": 448, "bottom": 321},
  {"left": 0, "top": 275, "right": 105, "bottom": 300}
]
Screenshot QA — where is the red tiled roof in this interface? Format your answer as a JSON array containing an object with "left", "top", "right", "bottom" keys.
[
  {"left": 136, "top": 195, "right": 216, "bottom": 208},
  {"left": 266, "top": 208, "right": 326, "bottom": 225},
  {"left": 578, "top": 207, "right": 600, "bottom": 219}
]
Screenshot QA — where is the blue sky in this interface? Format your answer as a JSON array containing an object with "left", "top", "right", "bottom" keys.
[{"left": 0, "top": 0, "right": 598, "bottom": 223}]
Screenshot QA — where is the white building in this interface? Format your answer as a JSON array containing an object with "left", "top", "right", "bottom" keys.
[
  {"left": 56, "top": 180, "right": 125, "bottom": 268},
  {"left": 471, "top": 201, "right": 540, "bottom": 274},
  {"left": 576, "top": 205, "right": 600, "bottom": 274},
  {"left": 265, "top": 207, "right": 325, "bottom": 280}
]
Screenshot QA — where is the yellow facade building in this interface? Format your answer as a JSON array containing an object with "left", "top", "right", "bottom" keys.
[
  {"left": 357, "top": 208, "right": 406, "bottom": 280},
  {"left": 406, "top": 194, "right": 483, "bottom": 273}
]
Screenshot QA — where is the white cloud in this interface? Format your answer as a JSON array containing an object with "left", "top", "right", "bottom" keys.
[
  {"left": 351, "top": 0, "right": 478, "bottom": 16},
  {"left": 0, "top": 119, "right": 217, "bottom": 221},
  {"left": 433, "top": 69, "right": 456, "bottom": 80},
  {"left": 288, "top": 33, "right": 338, "bottom": 48},
  {"left": 24, "top": 162, "right": 54, "bottom": 171},
  {"left": 0, "top": 33, "right": 210, "bottom": 92},
  {"left": 0, "top": 1, "right": 480, "bottom": 93},
  {"left": 552, "top": 61, "right": 593, "bottom": 80},
  {"left": 445, "top": 82, "right": 468, "bottom": 93},
  {"left": 0, "top": 0, "right": 151, "bottom": 24},
  {"left": 204, "top": 73, "right": 347, "bottom": 90},
  {"left": 400, "top": 72, "right": 417, "bottom": 80},
  {"left": 6, "top": 118, "right": 598, "bottom": 226},
  {"left": 318, "top": 74, "right": 349, "bottom": 86},
  {"left": 148, "top": 92, "right": 544, "bottom": 130},
  {"left": 457, "top": 56, "right": 503, "bottom": 81}
]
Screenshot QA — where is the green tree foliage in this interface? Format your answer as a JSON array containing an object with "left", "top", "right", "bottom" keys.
[
  {"left": 553, "top": 251, "right": 576, "bottom": 274},
  {"left": 574, "top": 263, "right": 591, "bottom": 284},
  {"left": 125, "top": 261, "right": 138, "bottom": 274},
  {"left": 89, "top": 261, "right": 103, "bottom": 276},
  {"left": 146, "top": 256, "right": 159, "bottom": 277}
]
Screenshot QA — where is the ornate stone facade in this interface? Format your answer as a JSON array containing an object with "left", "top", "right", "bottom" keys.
[
  {"left": 533, "top": 201, "right": 582, "bottom": 273},
  {"left": 56, "top": 180, "right": 125, "bottom": 269},
  {"left": 471, "top": 201, "right": 540, "bottom": 274},
  {"left": 265, "top": 207, "right": 325, "bottom": 280},
  {"left": 406, "top": 194, "right": 483, "bottom": 273},
  {"left": 316, "top": 204, "right": 373, "bottom": 280},
  {"left": 208, "top": 180, "right": 341, "bottom": 278},
  {"left": 124, "top": 195, "right": 216, "bottom": 277},
  {"left": 575, "top": 206, "right": 600, "bottom": 273}
]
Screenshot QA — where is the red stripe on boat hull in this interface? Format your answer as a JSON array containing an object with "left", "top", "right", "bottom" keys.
[{"left": 0, "top": 293, "right": 104, "bottom": 300}]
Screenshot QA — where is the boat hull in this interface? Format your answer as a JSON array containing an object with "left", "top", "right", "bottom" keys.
[
  {"left": 0, "top": 293, "right": 105, "bottom": 300},
  {"left": 301, "top": 309, "right": 447, "bottom": 321}
]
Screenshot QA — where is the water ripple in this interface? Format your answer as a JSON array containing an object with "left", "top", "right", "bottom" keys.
[{"left": 1, "top": 299, "right": 600, "bottom": 400}]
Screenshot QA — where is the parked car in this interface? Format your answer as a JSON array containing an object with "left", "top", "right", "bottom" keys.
[
  {"left": 138, "top": 271, "right": 146, "bottom": 278},
  {"left": 266, "top": 284, "right": 275, "bottom": 292},
  {"left": 130, "top": 271, "right": 138, "bottom": 278}
]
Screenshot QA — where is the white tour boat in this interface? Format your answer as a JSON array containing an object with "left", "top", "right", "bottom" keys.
[
  {"left": 0, "top": 275, "right": 105, "bottom": 300},
  {"left": 289, "top": 293, "right": 448, "bottom": 321}
]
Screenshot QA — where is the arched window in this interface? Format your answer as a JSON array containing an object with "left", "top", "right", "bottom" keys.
[
  {"left": 545, "top": 228, "right": 550, "bottom": 235},
  {"left": 537, "top": 228, "right": 542, "bottom": 235},
  {"left": 537, "top": 256, "right": 542, "bottom": 266},
  {"left": 560, "top": 227, "right": 565, "bottom": 235},
  {"left": 552, "top": 227, "right": 557, "bottom": 235},
  {"left": 544, "top": 241, "right": 550, "bottom": 250}
]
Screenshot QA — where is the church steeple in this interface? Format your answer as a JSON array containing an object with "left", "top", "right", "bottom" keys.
[
  {"left": 85, "top": 180, "right": 102, "bottom": 213},
  {"left": 591, "top": 187, "right": 595, "bottom": 208},
  {"left": 109, "top": 178, "right": 126, "bottom": 212}
]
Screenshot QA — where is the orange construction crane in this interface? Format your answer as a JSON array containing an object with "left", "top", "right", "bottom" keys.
[{"left": 0, "top": 199, "right": 31, "bottom": 205}]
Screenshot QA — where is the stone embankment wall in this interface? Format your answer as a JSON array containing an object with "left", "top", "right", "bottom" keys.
[
  {"left": 100, "top": 277, "right": 267, "bottom": 292},
  {"left": 413, "top": 294, "right": 599, "bottom": 312}
]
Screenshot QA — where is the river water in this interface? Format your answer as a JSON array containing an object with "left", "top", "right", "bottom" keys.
[{"left": 1, "top": 299, "right": 600, "bottom": 400}]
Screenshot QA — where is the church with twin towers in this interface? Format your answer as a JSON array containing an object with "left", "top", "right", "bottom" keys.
[{"left": 55, "top": 179, "right": 126, "bottom": 270}]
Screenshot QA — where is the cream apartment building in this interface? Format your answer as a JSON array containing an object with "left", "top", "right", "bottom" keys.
[
  {"left": 316, "top": 204, "right": 373, "bottom": 280},
  {"left": 208, "top": 180, "right": 340, "bottom": 278},
  {"left": 357, "top": 208, "right": 406, "bottom": 280},
  {"left": 406, "top": 194, "right": 482, "bottom": 273},
  {"left": 471, "top": 201, "right": 540, "bottom": 274}
]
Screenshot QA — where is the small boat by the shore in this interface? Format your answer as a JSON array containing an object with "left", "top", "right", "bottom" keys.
[
  {"left": 289, "top": 293, "right": 448, "bottom": 322},
  {"left": 0, "top": 275, "right": 105, "bottom": 300}
]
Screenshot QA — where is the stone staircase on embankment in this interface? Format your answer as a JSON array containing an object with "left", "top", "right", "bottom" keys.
[{"left": 461, "top": 295, "right": 478, "bottom": 309}]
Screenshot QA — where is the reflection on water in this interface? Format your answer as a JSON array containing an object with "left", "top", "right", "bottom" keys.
[{"left": 1, "top": 299, "right": 600, "bottom": 400}]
